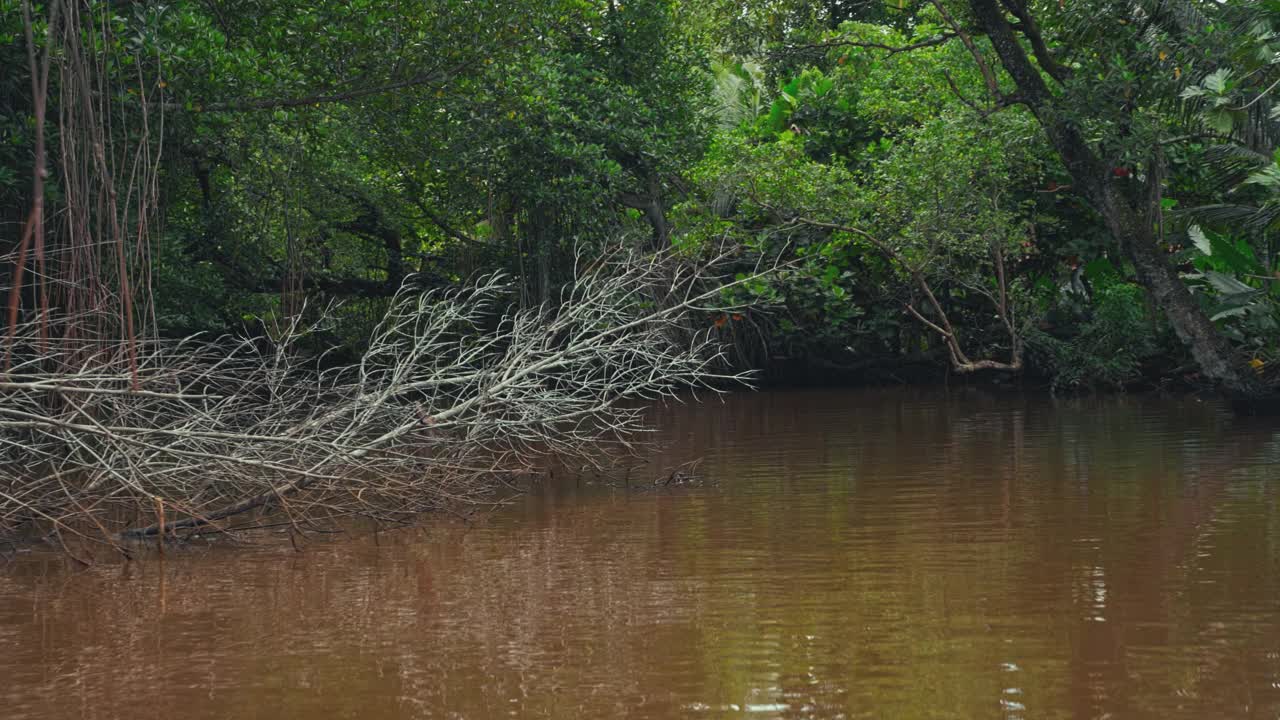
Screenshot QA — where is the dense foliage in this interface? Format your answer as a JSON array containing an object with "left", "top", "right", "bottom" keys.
[{"left": 3, "top": 0, "right": 1279, "bottom": 400}]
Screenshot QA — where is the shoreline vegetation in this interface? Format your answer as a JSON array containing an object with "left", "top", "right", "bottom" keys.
[{"left": 3, "top": 1, "right": 1280, "bottom": 554}]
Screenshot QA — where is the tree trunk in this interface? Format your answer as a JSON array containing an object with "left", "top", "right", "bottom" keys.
[
  {"left": 620, "top": 171, "right": 670, "bottom": 250},
  {"left": 1104, "top": 198, "right": 1266, "bottom": 404},
  {"left": 968, "top": 0, "right": 1275, "bottom": 412}
]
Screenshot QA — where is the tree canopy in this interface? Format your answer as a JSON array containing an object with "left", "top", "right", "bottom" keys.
[{"left": 2, "top": 0, "right": 1278, "bottom": 403}]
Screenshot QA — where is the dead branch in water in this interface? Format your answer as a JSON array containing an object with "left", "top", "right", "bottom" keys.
[{"left": 0, "top": 245, "right": 772, "bottom": 549}]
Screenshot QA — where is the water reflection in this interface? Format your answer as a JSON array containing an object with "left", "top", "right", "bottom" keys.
[{"left": 1, "top": 387, "right": 1279, "bottom": 719}]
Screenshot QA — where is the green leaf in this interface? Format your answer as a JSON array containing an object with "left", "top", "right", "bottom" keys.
[
  {"left": 1188, "top": 225, "right": 1212, "bottom": 255},
  {"left": 1203, "top": 270, "right": 1257, "bottom": 295},
  {"left": 1211, "top": 307, "right": 1249, "bottom": 321},
  {"left": 1207, "top": 109, "right": 1235, "bottom": 134},
  {"left": 1243, "top": 163, "right": 1280, "bottom": 189},
  {"left": 1204, "top": 68, "right": 1232, "bottom": 93}
]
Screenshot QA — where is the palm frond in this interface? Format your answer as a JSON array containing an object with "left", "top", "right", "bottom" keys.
[
  {"left": 1184, "top": 202, "right": 1280, "bottom": 235},
  {"left": 1201, "top": 143, "right": 1271, "bottom": 192}
]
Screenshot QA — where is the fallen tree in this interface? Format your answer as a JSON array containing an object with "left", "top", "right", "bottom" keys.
[{"left": 0, "top": 245, "right": 767, "bottom": 555}]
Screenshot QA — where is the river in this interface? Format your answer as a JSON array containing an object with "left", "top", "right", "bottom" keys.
[{"left": 2, "top": 387, "right": 1279, "bottom": 719}]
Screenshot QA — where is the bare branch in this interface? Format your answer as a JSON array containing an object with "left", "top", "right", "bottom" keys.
[{"left": 0, "top": 245, "right": 778, "bottom": 545}]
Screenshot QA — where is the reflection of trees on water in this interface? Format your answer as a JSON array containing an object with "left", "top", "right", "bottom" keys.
[
  {"left": 648, "top": 389, "right": 1280, "bottom": 719},
  {"left": 0, "top": 388, "right": 1277, "bottom": 720}
]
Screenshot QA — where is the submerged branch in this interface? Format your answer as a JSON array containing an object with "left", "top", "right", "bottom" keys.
[{"left": 0, "top": 245, "right": 777, "bottom": 546}]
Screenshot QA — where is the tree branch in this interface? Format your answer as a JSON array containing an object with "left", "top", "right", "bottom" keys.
[
  {"left": 999, "top": 0, "right": 1072, "bottom": 83},
  {"left": 752, "top": 198, "right": 1022, "bottom": 373},
  {"left": 778, "top": 32, "right": 956, "bottom": 57},
  {"left": 930, "top": 0, "right": 1002, "bottom": 101}
]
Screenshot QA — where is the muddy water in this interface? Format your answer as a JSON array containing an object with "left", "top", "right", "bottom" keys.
[{"left": 3, "top": 388, "right": 1280, "bottom": 720}]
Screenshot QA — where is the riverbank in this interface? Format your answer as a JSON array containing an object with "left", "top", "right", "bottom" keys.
[{"left": 754, "top": 353, "right": 1261, "bottom": 397}]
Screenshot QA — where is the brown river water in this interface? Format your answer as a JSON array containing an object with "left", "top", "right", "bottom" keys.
[{"left": 2, "top": 387, "right": 1280, "bottom": 719}]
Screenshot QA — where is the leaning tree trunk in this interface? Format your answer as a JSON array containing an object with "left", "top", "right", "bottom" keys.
[
  {"left": 1101, "top": 193, "right": 1265, "bottom": 404},
  {"left": 969, "top": 0, "right": 1274, "bottom": 412}
]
